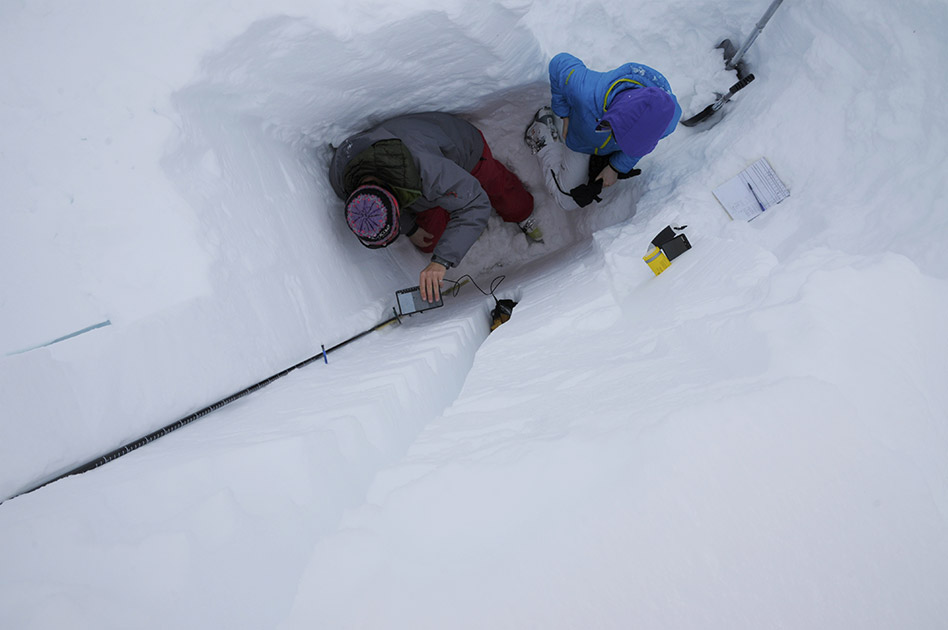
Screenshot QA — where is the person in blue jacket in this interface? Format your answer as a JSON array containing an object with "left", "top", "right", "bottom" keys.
[{"left": 525, "top": 53, "right": 682, "bottom": 208}]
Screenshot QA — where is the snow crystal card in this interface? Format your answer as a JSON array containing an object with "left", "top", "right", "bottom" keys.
[{"left": 713, "top": 157, "right": 790, "bottom": 221}]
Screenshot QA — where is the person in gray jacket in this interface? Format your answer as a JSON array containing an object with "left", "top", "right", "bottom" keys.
[{"left": 329, "top": 112, "right": 541, "bottom": 303}]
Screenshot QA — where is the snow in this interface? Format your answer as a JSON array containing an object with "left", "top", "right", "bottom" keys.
[{"left": 2, "top": 0, "right": 948, "bottom": 628}]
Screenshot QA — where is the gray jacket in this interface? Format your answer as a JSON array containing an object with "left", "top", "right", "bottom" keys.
[{"left": 329, "top": 112, "right": 489, "bottom": 268}]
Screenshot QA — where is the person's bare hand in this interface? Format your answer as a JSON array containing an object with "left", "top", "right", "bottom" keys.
[
  {"left": 561, "top": 116, "right": 569, "bottom": 139},
  {"left": 419, "top": 262, "right": 446, "bottom": 303},
  {"left": 409, "top": 227, "right": 434, "bottom": 249},
  {"left": 596, "top": 164, "right": 619, "bottom": 187}
]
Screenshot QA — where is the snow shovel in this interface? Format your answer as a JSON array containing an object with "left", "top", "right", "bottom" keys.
[
  {"left": 679, "top": 73, "right": 755, "bottom": 127},
  {"left": 680, "top": 0, "right": 786, "bottom": 127}
]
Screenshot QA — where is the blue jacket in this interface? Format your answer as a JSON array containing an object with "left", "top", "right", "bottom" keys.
[{"left": 549, "top": 53, "right": 681, "bottom": 173}]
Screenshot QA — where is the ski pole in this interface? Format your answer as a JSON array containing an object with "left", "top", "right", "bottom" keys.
[{"left": 726, "top": 0, "right": 786, "bottom": 71}]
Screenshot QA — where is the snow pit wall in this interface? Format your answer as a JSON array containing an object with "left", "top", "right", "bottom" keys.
[
  {"left": 0, "top": 3, "right": 553, "bottom": 500},
  {"left": 0, "top": 0, "right": 790, "bottom": 502}
]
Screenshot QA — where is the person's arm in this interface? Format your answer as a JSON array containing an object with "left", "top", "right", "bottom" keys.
[
  {"left": 608, "top": 151, "right": 640, "bottom": 176},
  {"left": 415, "top": 165, "right": 490, "bottom": 301},
  {"left": 549, "top": 53, "right": 585, "bottom": 119},
  {"left": 419, "top": 161, "right": 492, "bottom": 269}
]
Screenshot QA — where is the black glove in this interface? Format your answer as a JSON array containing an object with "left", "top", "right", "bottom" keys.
[
  {"left": 617, "top": 168, "right": 642, "bottom": 180},
  {"left": 569, "top": 178, "right": 603, "bottom": 207}
]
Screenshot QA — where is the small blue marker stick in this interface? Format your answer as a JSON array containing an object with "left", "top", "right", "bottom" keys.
[
  {"left": 321, "top": 344, "right": 328, "bottom": 364},
  {"left": 747, "top": 182, "right": 767, "bottom": 213}
]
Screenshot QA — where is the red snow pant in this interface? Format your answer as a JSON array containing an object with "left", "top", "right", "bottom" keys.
[{"left": 414, "top": 132, "right": 534, "bottom": 254}]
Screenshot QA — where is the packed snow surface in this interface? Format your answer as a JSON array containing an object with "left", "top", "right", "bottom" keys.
[{"left": 2, "top": 0, "right": 947, "bottom": 628}]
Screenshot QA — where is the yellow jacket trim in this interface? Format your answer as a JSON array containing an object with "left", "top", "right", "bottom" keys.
[
  {"left": 594, "top": 133, "right": 613, "bottom": 155},
  {"left": 602, "top": 78, "right": 643, "bottom": 112}
]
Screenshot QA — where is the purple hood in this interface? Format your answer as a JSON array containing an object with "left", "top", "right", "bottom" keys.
[{"left": 601, "top": 87, "right": 675, "bottom": 158}]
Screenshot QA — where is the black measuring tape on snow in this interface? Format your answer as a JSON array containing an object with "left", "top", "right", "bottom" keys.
[
  {"left": 3, "top": 275, "right": 511, "bottom": 505},
  {"left": 2, "top": 312, "right": 404, "bottom": 504}
]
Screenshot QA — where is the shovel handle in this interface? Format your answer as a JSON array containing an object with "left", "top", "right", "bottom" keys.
[{"left": 728, "top": 73, "right": 756, "bottom": 96}]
